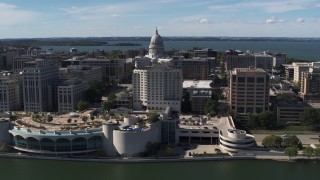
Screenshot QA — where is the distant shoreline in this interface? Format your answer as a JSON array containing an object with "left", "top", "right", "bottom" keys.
[{"left": 1, "top": 37, "right": 320, "bottom": 42}]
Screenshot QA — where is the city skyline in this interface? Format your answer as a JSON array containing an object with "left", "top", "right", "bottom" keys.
[{"left": 0, "top": 0, "right": 319, "bottom": 38}]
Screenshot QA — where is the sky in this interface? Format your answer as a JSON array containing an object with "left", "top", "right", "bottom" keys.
[{"left": 0, "top": 0, "right": 319, "bottom": 38}]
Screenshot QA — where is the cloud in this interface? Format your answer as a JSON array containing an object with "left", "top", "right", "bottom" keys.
[
  {"left": 59, "top": 1, "right": 179, "bottom": 20},
  {"left": 209, "top": 0, "right": 318, "bottom": 13},
  {"left": 133, "top": 26, "right": 144, "bottom": 30},
  {"left": 200, "top": 18, "right": 209, "bottom": 24},
  {"left": 296, "top": 18, "right": 305, "bottom": 23},
  {"left": 111, "top": 14, "right": 120, "bottom": 18},
  {"left": 0, "top": 3, "right": 38, "bottom": 26},
  {"left": 266, "top": 16, "right": 285, "bottom": 24}
]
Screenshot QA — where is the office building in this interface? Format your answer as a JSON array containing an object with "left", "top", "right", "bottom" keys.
[
  {"left": 229, "top": 68, "right": 270, "bottom": 121},
  {"left": 59, "top": 65, "right": 102, "bottom": 83},
  {"left": 80, "top": 58, "right": 126, "bottom": 83},
  {"left": 133, "top": 64, "right": 182, "bottom": 112},
  {"left": 183, "top": 80, "right": 212, "bottom": 113},
  {"left": 57, "top": 79, "right": 89, "bottom": 114},
  {"left": 254, "top": 53, "right": 273, "bottom": 72},
  {"left": 173, "top": 58, "right": 215, "bottom": 80},
  {"left": 300, "top": 67, "right": 320, "bottom": 102},
  {"left": 0, "top": 75, "right": 21, "bottom": 112},
  {"left": 23, "top": 59, "right": 59, "bottom": 112},
  {"left": 293, "top": 62, "right": 312, "bottom": 82},
  {"left": 273, "top": 53, "right": 286, "bottom": 68},
  {"left": 194, "top": 48, "right": 217, "bottom": 58},
  {"left": 12, "top": 56, "right": 34, "bottom": 72},
  {"left": 225, "top": 53, "right": 255, "bottom": 71}
]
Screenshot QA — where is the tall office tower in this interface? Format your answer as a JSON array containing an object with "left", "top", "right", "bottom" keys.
[
  {"left": 229, "top": 68, "right": 270, "bottom": 121},
  {"left": 23, "top": 59, "right": 59, "bottom": 112},
  {"left": 132, "top": 64, "right": 182, "bottom": 112},
  {"left": 300, "top": 67, "right": 320, "bottom": 102}
]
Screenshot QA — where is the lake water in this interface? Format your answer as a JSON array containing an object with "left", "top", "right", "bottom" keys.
[
  {"left": 42, "top": 40, "right": 320, "bottom": 60},
  {"left": 0, "top": 158, "right": 318, "bottom": 180}
]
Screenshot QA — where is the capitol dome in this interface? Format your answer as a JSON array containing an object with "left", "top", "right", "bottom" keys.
[{"left": 148, "top": 28, "right": 165, "bottom": 58}]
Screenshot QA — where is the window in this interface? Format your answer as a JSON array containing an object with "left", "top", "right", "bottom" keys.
[{"left": 238, "top": 77, "right": 245, "bottom": 82}]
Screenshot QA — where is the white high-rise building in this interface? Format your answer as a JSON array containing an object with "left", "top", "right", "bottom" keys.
[
  {"left": 133, "top": 65, "right": 182, "bottom": 112},
  {"left": 23, "top": 59, "right": 59, "bottom": 112}
]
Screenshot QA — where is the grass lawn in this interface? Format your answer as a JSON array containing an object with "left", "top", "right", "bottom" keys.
[{"left": 284, "top": 125, "right": 313, "bottom": 131}]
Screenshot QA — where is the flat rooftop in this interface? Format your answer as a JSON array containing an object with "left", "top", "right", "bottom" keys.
[
  {"left": 178, "top": 115, "right": 233, "bottom": 131},
  {"left": 183, "top": 80, "right": 212, "bottom": 89}
]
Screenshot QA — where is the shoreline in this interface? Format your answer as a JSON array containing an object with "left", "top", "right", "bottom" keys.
[{"left": 0, "top": 152, "right": 319, "bottom": 164}]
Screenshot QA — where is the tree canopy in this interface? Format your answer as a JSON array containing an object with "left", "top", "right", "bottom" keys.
[
  {"left": 47, "top": 115, "right": 53, "bottom": 122},
  {"left": 262, "top": 135, "right": 283, "bottom": 148},
  {"left": 102, "top": 101, "right": 114, "bottom": 112},
  {"left": 204, "top": 99, "right": 219, "bottom": 116},
  {"left": 85, "top": 81, "right": 104, "bottom": 103},
  {"left": 284, "top": 147, "right": 298, "bottom": 159},
  {"left": 303, "top": 147, "right": 314, "bottom": 158},
  {"left": 282, "top": 135, "right": 302, "bottom": 149},
  {"left": 77, "top": 100, "right": 88, "bottom": 112},
  {"left": 246, "top": 111, "right": 276, "bottom": 130},
  {"left": 146, "top": 112, "right": 160, "bottom": 124},
  {"left": 300, "top": 107, "right": 320, "bottom": 125}
]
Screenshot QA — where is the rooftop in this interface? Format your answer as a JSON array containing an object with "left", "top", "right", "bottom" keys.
[
  {"left": 178, "top": 115, "right": 234, "bottom": 132},
  {"left": 183, "top": 80, "right": 212, "bottom": 89}
]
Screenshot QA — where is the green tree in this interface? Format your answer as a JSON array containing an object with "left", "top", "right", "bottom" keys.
[
  {"left": 282, "top": 135, "right": 302, "bottom": 149},
  {"left": 82, "top": 116, "right": 88, "bottom": 123},
  {"left": 301, "top": 107, "right": 320, "bottom": 125},
  {"left": 262, "top": 135, "right": 283, "bottom": 148},
  {"left": 47, "top": 115, "right": 53, "bottom": 123},
  {"left": 303, "top": 147, "right": 314, "bottom": 158},
  {"left": 77, "top": 100, "right": 88, "bottom": 112},
  {"left": 146, "top": 112, "right": 159, "bottom": 124},
  {"left": 85, "top": 81, "right": 104, "bottom": 103},
  {"left": 204, "top": 99, "right": 219, "bottom": 116},
  {"left": 284, "top": 147, "right": 298, "bottom": 159},
  {"left": 259, "top": 111, "right": 276, "bottom": 129},
  {"left": 315, "top": 148, "right": 320, "bottom": 157},
  {"left": 102, "top": 101, "right": 114, "bottom": 112},
  {"left": 247, "top": 111, "right": 276, "bottom": 130},
  {"left": 247, "top": 113, "right": 260, "bottom": 129},
  {"left": 228, "top": 110, "right": 238, "bottom": 121}
]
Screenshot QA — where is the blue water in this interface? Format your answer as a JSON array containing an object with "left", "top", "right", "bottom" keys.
[
  {"left": 0, "top": 158, "right": 319, "bottom": 180},
  {"left": 42, "top": 40, "right": 320, "bottom": 60}
]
